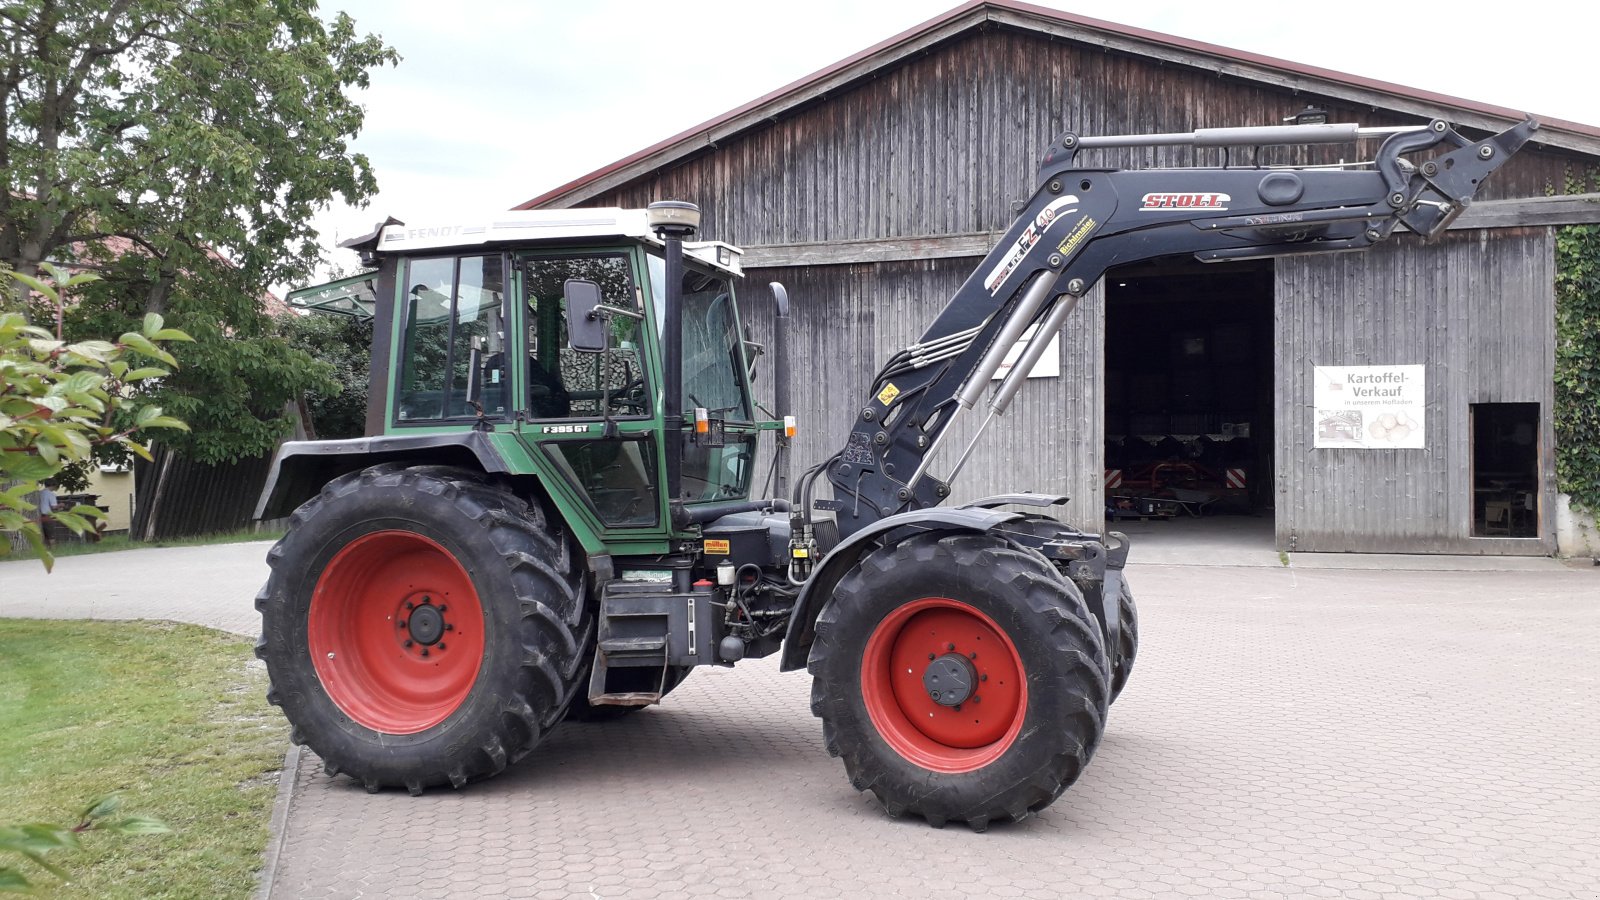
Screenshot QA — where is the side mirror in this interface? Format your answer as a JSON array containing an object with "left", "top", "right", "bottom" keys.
[{"left": 563, "top": 278, "right": 607, "bottom": 353}]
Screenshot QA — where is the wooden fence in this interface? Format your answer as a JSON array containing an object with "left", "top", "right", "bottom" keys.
[{"left": 131, "top": 445, "right": 275, "bottom": 542}]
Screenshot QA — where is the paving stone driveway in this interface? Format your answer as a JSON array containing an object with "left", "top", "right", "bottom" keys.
[{"left": 3, "top": 546, "right": 1596, "bottom": 899}]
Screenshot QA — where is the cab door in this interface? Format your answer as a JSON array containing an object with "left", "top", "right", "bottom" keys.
[{"left": 513, "top": 249, "right": 668, "bottom": 544}]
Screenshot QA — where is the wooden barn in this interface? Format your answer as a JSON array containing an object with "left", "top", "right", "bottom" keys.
[{"left": 520, "top": 0, "right": 1600, "bottom": 555}]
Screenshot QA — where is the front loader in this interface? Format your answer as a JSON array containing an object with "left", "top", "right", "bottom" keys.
[{"left": 255, "top": 115, "right": 1535, "bottom": 829}]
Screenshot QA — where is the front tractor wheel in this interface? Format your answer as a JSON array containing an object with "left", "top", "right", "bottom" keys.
[
  {"left": 255, "top": 465, "right": 589, "bottom": 794},
  {"left": 809, "top": 532, "right": 1110, "bottom": 830}
]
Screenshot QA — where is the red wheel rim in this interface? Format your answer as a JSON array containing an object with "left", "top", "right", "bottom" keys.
[
  {"left": 308, "top": 531, "right": 485, "bottom": 734},
  {"left": 860, "top": 597, "right": 1028, "bottom": 774}
]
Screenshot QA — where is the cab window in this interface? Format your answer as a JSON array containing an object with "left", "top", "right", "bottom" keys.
[
  {"left": 396, "top": 255, "right": 507, "bottom": 422},
  {"left": 522, "top": 254, "right": 647, "bottom": 419}
]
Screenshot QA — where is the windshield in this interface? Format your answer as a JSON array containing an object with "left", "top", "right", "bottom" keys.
[{"left": 647, "top": 254, "right": 751, "bottom": 422}]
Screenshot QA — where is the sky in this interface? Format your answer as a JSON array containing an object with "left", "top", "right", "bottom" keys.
[{"left": 304, "top": 0, "right": 1595, "bottom": 278}]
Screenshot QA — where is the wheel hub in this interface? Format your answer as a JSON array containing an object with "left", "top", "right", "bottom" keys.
[
  {"left": 406, "top": 599, "right": 446, "bottom": 646},
  {"left": 308, "top": 530, "right": 484, "bottom": 735},
  {"left": 923, "top": 652, "right": 976, "bottom": 707}
]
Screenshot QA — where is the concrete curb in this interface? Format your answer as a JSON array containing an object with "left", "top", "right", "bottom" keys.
[{"left": 255, "top": 743, "right": 303, "bottom": 900}]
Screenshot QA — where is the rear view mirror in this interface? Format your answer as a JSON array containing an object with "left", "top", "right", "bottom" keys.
[{"left": 563, "top": 279, "right": 606, "bottom": 353}]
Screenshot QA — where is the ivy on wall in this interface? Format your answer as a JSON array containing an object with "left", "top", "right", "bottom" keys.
[{"left": 1555, "top": 222, "right": 1600, "bottom": 513}]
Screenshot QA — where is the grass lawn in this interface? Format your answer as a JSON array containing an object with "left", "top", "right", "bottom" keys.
[
  {"left": 0, "top": 619, "right": 287, "bottom": 898},
  {"left": 38, "top": 527, "right": 284, "bottom": 561}
]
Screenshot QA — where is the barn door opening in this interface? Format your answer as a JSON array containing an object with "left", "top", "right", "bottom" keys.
[
  {"left": 1471, "top": 402, "right": 1540, "bottom": 538},
  {"left": 1103, "top": 260, "right": 1274, "bottom": 544}
]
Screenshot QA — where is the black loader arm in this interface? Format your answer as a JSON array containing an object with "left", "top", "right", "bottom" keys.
[{"left": 814, "top": 117, "right": 1538, "bottom": 537}]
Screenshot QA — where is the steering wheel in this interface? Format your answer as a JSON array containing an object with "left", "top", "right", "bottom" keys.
[{"left": 608, "top": 376, "right": 648, "bottom": 413}]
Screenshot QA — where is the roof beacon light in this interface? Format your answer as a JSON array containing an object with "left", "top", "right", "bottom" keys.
[
  {"left": 694, "top": 407, "right": 710, "bottom": 434},
  {"left": 784, "top": 415, "right": 797, "bottom": 439}
]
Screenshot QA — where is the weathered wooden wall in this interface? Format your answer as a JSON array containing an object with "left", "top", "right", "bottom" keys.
[
  {"left": 558, "top": 20, "right": 1583, "bottom": 549},
  {"left": 741, "top": 261, "right": 1105, "bottom": 532},
  {"left": 1274, "top": 227, "right": 1557, "bottom": 554}
]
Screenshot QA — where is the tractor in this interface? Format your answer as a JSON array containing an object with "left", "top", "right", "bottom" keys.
[{"left": 256, "top": 116, "right": 1535, "bottom": 830}]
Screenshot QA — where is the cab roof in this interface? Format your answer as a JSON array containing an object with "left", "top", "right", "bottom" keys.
[{"left": 341, "top": 208, "right": 744, "bottom": 277}]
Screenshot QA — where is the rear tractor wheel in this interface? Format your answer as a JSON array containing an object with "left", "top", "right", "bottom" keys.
[
  {"left": 255, "top": 464, "right": 589, "bottom": 794},
  {"left": 808, "top": 532, "right": 1110, "bottom": 830},
  {"left": 1110, "top": 574, "right": 1138, "bottom": 702}
]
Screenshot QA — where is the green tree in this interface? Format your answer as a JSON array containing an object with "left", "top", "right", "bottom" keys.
[
  {"left": 1, "top": 0, "right": 397, "bottom": 463},
  {"left": 278, "top": 310, "right": 372, "bottom": 440},
  {"left": 1, "top": 265, "right": 189, "bottom": 570}
]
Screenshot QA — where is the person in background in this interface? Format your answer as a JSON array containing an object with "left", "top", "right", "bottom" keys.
[{"left": 37, "top": 480, "right": 57, "bottom": 548}]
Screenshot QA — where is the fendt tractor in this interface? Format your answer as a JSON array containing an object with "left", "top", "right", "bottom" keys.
[{"left": 256, "top": 116, "right": 1534, "bottom": 829}]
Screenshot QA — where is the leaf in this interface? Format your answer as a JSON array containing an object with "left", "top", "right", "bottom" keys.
[
  {"left": 123, "top": 367, "right": 170, "bottom": 382},
  {"left": 63, "top": 341, "right": 117, "bottom": 362},
  {"left": 21, "top": 850, "right": 66, "bottom": 881},
  {"left": 7, "top": 270, "right": 56, "bottom": 301},
  {"left": 139, "top": 416, "right": 189, "bottom": 432},
  {"left": 20, "top": 525, "right": 52, "bottom": 573},
  {"left": 4, "top": 454, "right": 61, "bottom": 482},
  {"left": 148, "top": 329, "right": 194, "bottom": 343},
  {"left": 50, "top": 510, "right": 94, "bottom": 535},
  {"left": 80, "top": 795, "right": 121, "bottom": 821},
  {"left": 0, "top": 824, "right": 76, "bottom": 854},
  {"left": 0, "top": 866, "right": 31, "bottom": 892},
  {"left": 117, "top": 333, "right": 176, "bottom": 368},
  {"left": 142, "top": 312, "right": 165, "bottom": 337},
  {"left": 107, "top": 816, "right": 171, "bottom": 836}
]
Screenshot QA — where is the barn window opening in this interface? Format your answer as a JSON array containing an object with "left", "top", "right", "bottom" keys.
[{"left": 1471, "top": 402, "right": 1539, "bottom": 538}]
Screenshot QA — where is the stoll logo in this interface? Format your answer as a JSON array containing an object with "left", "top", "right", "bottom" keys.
[{"left": 1139, "top": 192, "right": 1230, "bottom": 211}]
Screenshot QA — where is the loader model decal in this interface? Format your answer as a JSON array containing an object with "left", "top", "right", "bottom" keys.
[
  {"left": 984, "top": 195, "right": 1080, "bottom": 296},
  {"left": 1055, "top": 215, "right": 1098, "bottom": 260},
  {"left": 1140, "top": 192, "right": 1230, "bottom": 211}
]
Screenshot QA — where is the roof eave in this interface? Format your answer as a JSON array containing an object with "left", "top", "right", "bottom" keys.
[{"left": 518, "top": 0, "right": 1600, "bottom": 210}]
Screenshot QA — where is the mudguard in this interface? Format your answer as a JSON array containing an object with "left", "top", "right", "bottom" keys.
[
  {"left": 777, "top": 506, "right": 1028, "bottom": 671},
  {"left": 255, "top": 432, "right": 508, "bottom": 521}
]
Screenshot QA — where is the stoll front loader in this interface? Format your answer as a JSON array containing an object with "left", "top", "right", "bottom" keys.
[{"left": 256, "top": 116, "right": 1534, "bottom": 829}]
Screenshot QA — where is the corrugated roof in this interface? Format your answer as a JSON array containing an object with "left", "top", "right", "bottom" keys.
[{"left": 517, "top": 0, "right": 1600, "bottom": 211}]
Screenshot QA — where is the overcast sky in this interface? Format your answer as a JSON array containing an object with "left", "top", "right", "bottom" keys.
[{"left": 306, "top": 0, "right": 1593, "bottom": 274}]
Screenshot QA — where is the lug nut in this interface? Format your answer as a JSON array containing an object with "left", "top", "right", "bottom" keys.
[
  {"left": 947, "top": 642, "right": 956, "bottom": 651},
  {"left": 421, "top": 648, "right": 430, "bottom": 657},
  {"left": 445, "top": 623, "right": 454, "bottom": 632},
  {"left": 405, "top": 601, "right": 414, "bottom": 611},
  {"left": 397, "top": 620, "right": 406, "bottom": 628},
  {"left": 980, "top": 674, "right": 988, "bottom": 682},
  {"left": 404, "top": 640, "right": 413, "bottom": 648},
  {"left": 438, "top": 605, "right": 447, "bottom": 613},
  {"left": 972, "top": 696, "right": 981, "bottom": 704},
  {"left": 438, "top": 642, "right": 446, "bottom": 651},
  {"left": 970, "top": 651, "right": 977, "bottom": 660},
  {"left": 928, "top": 653, "right": 936, "bottom": 660}
]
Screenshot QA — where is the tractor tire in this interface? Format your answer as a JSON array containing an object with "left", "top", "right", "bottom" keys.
[
  {"left": 997, "top": 515, "right": 1136, "bottom": 705},
  {"left": 1110, "top": 575, "right": 1139, "bottom": 703},
  {"left": 808, "top": 531, "right": 1110, "bottom": 831},
  {"left": 255, "top": 464, "right": 589, "bottom": 795},
  {"left": 564, "top": 664, "right": 692, "bottom": 722}
]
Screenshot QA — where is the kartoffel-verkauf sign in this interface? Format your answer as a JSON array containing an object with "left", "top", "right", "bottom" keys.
[{"left": 1312, "top": 365, "right": 1426, "bottom": 449}]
